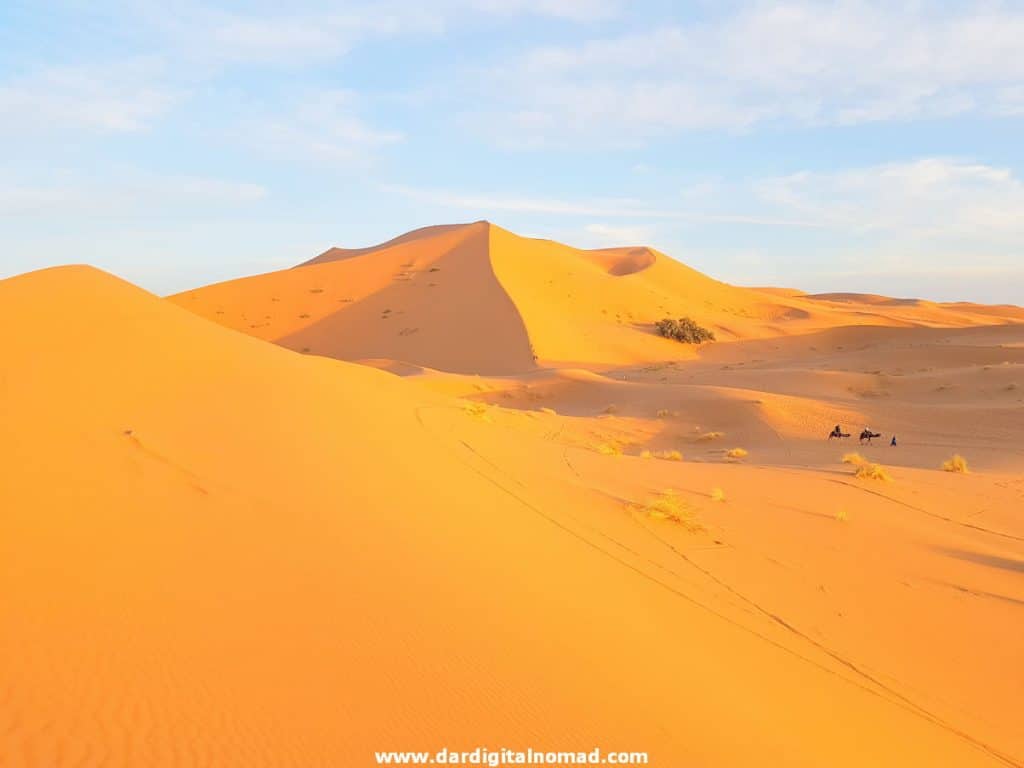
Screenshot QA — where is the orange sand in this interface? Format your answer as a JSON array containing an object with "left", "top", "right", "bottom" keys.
[{"left": 2, "top": 225, "right": 1023, "bottom": 767}]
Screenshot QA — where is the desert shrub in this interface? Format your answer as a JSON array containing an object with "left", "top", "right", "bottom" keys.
[
  {"left": 856, "top": 463, "right": 892, "bottom": 481},
  {"left": 595, "top": 442, "right": 623, "bottom": 456},
  {"left": 539, "top": 406, "right": 557, "bottom": 416},
  {"left": 631, "top": 490, "right": 703, "bottom": 531},
  {"left": 726, "top": 447, "right": 748, "bottom": 459},
  {"left": 696, "top": 431, "right": 724, "bottom": 442},
  {"left": 655, "top": 316, "right": 716, "bottom": 344},
  {"left": 941, "top": 454, "right": 970, "bottom": 473},
  {"left": 656, "top": 408, "right": 672, "bottom": 418},
  {"left": 843, "top": 452, "right": 892, "bottom": 481},
  {"left": 835, "top": 509, "right": 849, "bottom": 522},
  {"left": 711, "top": 487, "right": 726, "bottom": 503},
  {"left": 602, "top": 404, "right": 618, "bottom": 414},
  {"left": 653, "top": 449, "right": 683, "bottom": 461}
]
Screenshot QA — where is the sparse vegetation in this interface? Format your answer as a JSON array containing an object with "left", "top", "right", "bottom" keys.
[
  {"left": 835, "top": 509, "right": 849, "bottom": 522},
  {"left": 539, "top": 406, "right": 557, "bottom": 416},
  {"left": 726, "top": 447, "right": 748, "bottom": 459},
  {"left": 656, "top": 408, "right": 672, "bottom": 418},
  {"left": 696, "top": 431, "right": 724, "bottom": 442},
  {"left": 602, "top": 404, "right": 618, "bottom": 414},
  {"left": 843, "top": 452, "right": 892, "bottom": 481},
  {"left": 655, "top": 316, "right": 716, "bottom": 344},
  {"left": 711, "top": 487, "right": 726, "bottom": 503},
  {"left": 631, "top": 490, "right": 703, "bottom": 531},
  {"left": 641, "top": 449, "right": 682, "bottom": 461},
  {"left": 595, "top": 442, "right": 623, "bottom": 456},
  {"left": 941, "top": 454, "right": 970, "bottom": 474}
]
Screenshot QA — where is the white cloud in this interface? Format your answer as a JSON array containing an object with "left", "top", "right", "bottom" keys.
[
  {"left": 582, "top": 222, "right": 652, "bottom": 244},
  {"left": 0, "top": 173, "right": 267, "bottom": 217},
  {"left": 252, "top": 90, "right": 404, "bottom": 166},
  {"left": 386, "top": 183, "right": 822, "bottom": 227},
  {"left": 754, "top": 158, "right": 1024, "bottom": 241},
  {"left": 466, "top": 1, "right": 1024, "bottom": 146},
  {"left": 0, "top": 63, "right": 178, "bottom": 134},
  {"left": 152, "top": 0, "right": 620, "bottom": 65}
]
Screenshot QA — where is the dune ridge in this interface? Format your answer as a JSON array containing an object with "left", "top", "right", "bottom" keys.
[{"left": 171, "top": 222, "right": 1023, "bottom": 373}]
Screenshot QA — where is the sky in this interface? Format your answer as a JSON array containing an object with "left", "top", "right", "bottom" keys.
[{"left": 1, "top": 0, "right": 1023, "bottom": 302}]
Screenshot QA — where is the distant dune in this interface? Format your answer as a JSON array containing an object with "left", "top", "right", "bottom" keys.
[
  {"left": 3, "top": 234, "right": 1024, "bottom": 767},
  {"left": 170, "top": 222, "right": 1024, "bottom": 373}
]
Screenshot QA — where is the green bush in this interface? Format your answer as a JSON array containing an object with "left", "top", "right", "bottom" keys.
[{"left": 655, "top": 317, "right": 715, "bottom": 344}]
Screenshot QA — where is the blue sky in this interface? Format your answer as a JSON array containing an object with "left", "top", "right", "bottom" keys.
[{"left": 2, "top": 0, "right": 1023, "bottom": 302}]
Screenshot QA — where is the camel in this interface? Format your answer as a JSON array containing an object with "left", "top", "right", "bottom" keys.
[
  {"left": 828, "top": 425, "right": 850, "bottom": 440},
  {"left": 859, "top": 429, "right": 882, "bottom": 445}
]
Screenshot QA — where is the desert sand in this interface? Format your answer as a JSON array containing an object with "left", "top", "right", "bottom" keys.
[{"left": 2, "top": 223, "right": 1022, "bottom": 767}]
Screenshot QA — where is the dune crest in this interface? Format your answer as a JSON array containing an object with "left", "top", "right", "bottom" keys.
[{"left": 171, "top": 223, "right": 1024, "bottom": 373}]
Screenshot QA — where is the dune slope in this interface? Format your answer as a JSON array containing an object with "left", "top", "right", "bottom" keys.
[
  {"left": 4, "top": 266, "right": 1022, "bottom": 767},
  {"left": 171, "top": 222, "right": 1024, "bottom": 373}
]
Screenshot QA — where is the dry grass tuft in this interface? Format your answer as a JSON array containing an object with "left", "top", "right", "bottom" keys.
[
  {"left": 696, "top": 431, "right": 724, "bottom": 442},
  {"left": 602, "top": 404, "right": 618, "bottom": 414},
  {"left": 843, "top": 452, "right": 891, "bottom": 481},
  {"left": 631, "top": 490, "right": 703, "bottom": 532},
  {"left": 656, "top": 408, "right": 673, "bottom": 418},
  {"left": 855, "top": 463, "right": 892, "bottom": 481},
  {"left": 595, "top": 442, "right": 623, "bottom": 457},
  {"left": 835, "top": 509, "right": 849, "bottom": 522},
  {"left": 651, "top": 449, "right": 683, "bottom": 461},
  {"left": 539, "top": 406, "right": 557, "bottom": 416},
  {"left": 726, "top": 447, "right": 748, "bottom": 459},
  {"left": 710, "top": 487, "right": 726, "bottom": 503},
  {"left": 941, "top": 454, "right": 970, "bottom": 473},
  {"left": 639, "top": 449, "right": 653, "bottom": 459}
]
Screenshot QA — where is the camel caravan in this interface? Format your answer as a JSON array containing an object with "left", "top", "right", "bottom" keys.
[{"left": 828, "top": 425, "right": 892, "bottom": 445}]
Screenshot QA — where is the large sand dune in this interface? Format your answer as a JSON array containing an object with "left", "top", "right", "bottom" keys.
[
  {"left": 3, "top": 230, "right": 1024, "bottom": 767},
  {"left": 171, "top": 222, "right": 1024, "bottom": 372}
]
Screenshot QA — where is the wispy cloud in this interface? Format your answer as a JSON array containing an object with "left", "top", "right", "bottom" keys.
[
  {"left": 0, "top": 62, "right": 178, "bottom": 135},
  {"left": 249, "top": 89, "right": 404, "bottom": 167},
  {"left": 149, "top": 0, "right": 620, "bottom": 65},
  {"left": 0, "top": 173, "right": 267, "bottom": 218},
  {"left": 385, "top": 183, "right": 822, "bottom": 227},
  {"left": 755, "top": 158, "right": 1024, "bottom": 241},
  {"left": 464, "top": 1, "right": 1024, "bottom": 146}
]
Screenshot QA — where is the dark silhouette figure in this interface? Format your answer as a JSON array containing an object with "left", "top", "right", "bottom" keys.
[
  {"left": 828, "top": 425, "right": 850, "bottom": 440},
  {"left": 890, "top": 435, "right": 897, "bottom": 447}
]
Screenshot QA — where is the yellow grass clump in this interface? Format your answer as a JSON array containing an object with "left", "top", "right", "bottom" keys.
[
  {"left": 631, "top": 490, "right": 703, "bottom": 532},
  {"left": 538, "top": 406, "right": 557, "bottom": 416},
  {"left": 726, "top": 447, "right": 748, "bottom": 459},
  {"left": 595, "top": 442, "right": 623, "bottom": 457},
  {"left": 843, "top": 452, "right": 892, "bottom": 481},
  {"left": 941, "top": 454, "right": 970, "bottom": 473},
  {"left": 656, "top": 408, "right": 673, "bottom": 418},
  {"left": 711, "top": 487, "right": 726, "bottom": 503},
  {"left": 658, "top": 450, "right": 683, "bottom": 461},
  {"left": 835, "top": 509, "right": 849, "bottom": 522},
  {"left": 696, "top": 431, "right": 724, "bottom": 442}
]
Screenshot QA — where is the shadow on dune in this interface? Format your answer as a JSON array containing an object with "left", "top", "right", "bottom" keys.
[{"left": 938, "top": 548, "right": 1024, "bottom": 573}]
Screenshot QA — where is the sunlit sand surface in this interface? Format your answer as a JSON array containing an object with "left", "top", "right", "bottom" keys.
[{"left": 2, "top": 225, "right": 1022, "bottom": 766}]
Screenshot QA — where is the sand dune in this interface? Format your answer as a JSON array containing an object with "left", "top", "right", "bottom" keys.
[
  {"left": 171, "top": 222, "right": 1024, "bottom": 373},
  {"left": 3, "top": 237, "right": 1024, "bottom": 767}
]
